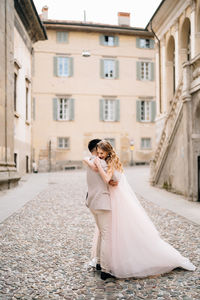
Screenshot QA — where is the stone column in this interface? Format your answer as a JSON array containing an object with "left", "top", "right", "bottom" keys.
[
  {"left": 174, "top": 22, "right": 179, "bottom": 88},
  {"left": 155, "top": 42, "right": 160, "bottom": 115},
  {"left": 0, "top": 0, "right": 20, "bottom": 189},
  {"left": 161, "top": 39, "right": 167, "bottom": 114}
]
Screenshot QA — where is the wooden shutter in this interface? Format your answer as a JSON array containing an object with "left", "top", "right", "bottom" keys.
[
  {"left": 114, "top": 36, "right": 119, "bottom": 46},
  {"left": 136, "top": 61, "right": 141, "bottom": 80},
  {"left": 69, "top": 57, "right": 74, "bottom": 77},
  {"left": 115, "top": 99, "right": 120, "bottom": 121},
  {"left": 69, "top": 98, "right": 75, "bottom": 120},
  {"left": 151, "top": 101, "right": 156, "bottom": 122},
  {"left": 115, "top": 60, "right": 119, "bottom": 79},
  {"left": 53, "top": 98, "right": 58, "bottom": 120},
  {"left": 150, "top": 39, "right": 155, "bottom": 49},
  {"left": 100, "top": 59, "right": 104, "bottom": 78},
  {"left": 136, "top": 38, "right": 140, "bottom": 48},
  {"left": 99, "top": 35, "right": 104, "bottom": 45},
  {"left": 99, "top": 99, "right": 104, "bottom": 121},
  {"left": 136, "top": 100, "right": 141, "bottom": 122},
  {"left": 53, "top": 57, "right": 58, "bottom": 76},
  {"left": 150, "top": 62, "right": 154, "bottom": 81}
]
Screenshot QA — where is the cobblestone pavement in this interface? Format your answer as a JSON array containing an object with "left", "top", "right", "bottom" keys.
[{"left": 0, "top": 170, "right": 199, "bottom": 300}]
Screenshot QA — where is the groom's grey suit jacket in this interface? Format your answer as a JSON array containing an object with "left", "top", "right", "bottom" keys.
[{"left": 86, "top": 156, "right": 111, "bottom": 211}]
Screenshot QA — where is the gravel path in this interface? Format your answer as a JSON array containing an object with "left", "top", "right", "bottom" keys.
[{"left": 0, "top": 170, "right": 199, "bottom": 299}]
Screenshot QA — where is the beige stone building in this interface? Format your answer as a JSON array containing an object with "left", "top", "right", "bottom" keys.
[
  {"left": 147, "top": 0, "right": 200, "bottom": 201},
  {"left": 0, "top": 0, "right": 46, "bottom": 189},
  {"left": 33, "top": 10, "right": 156, "bottom": 171}
]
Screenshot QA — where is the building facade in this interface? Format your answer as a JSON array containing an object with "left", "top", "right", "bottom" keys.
[
  {"left": 0, "top": 0, "right": 46, "bottom": 190},
  {"left": 147, "top": 0, "right": 200, "bottom": 201},
  {"left": 33, "top": 10, "right": 156, "bottom": 171},
  {"left": 13, "top": 0, "right": 47, "bottom": 177}
]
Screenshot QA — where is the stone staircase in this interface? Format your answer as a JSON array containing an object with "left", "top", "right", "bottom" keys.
[{"left": 150, "top": 78, "right": 184, "bottom": 185}]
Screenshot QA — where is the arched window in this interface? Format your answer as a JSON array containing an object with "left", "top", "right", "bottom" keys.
[{"left": 180, "top": 18, "right": 191, "bottom": 63}]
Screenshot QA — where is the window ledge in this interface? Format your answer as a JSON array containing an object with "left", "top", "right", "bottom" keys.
[
  {"left": 25, "top": 120, "right": 30, "bottom": 126},
  {"left": 14, "top": 111, "right": 20, "bottom": 118},
  {"left": 57, "top": 148, "right": 70, "bottom": 150}
]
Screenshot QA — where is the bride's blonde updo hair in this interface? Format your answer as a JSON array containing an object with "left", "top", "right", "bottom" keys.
[{"left": 97, "top": 140, "right": 123, "bottom": 173}]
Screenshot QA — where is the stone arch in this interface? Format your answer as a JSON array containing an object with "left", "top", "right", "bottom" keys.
[
  {"left": 166, "top": 35, "right": 175, "bottom": 108},
  {"left": 194, "top": 96, "right": 200, "bottom": 133},
  {"left": 180, "top": 17, "right": 191, "bottom": 64}
]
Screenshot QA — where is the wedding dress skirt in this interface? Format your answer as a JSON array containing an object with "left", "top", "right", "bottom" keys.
[{"left": 90, "top": 174, "right": 196, "bottom": 278}]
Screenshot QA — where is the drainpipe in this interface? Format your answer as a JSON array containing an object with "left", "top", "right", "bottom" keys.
[
  {"left": 150, "top": 22, "right": 162, "bottom": 114},
  {"left": 5, "top": 0, "right": 8, "bottom": 164}
]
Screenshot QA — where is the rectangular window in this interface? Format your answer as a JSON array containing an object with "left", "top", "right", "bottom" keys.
[
  {"left": 140, "top": 39, "right": 150, "bottom": 48},
  {"left": 140, "top": 101, "right": 151, "bottom": 122},
  {"left": 105, "top": 138, "right": 115, "bottom": 148},
  {"left": 57, "top": 57, "right": 69, "bottom": 77},
  {"left": 14, "top": 73, "right": 17, "bottom": 111},
  {"left": 104, "top": 100, "right": 115, "bottom": 121},
  {"left": 56, "top": 31, "right": 68, "bottom": 43},
  {"left": 26, "top": 87, "right": 29, "bottom": 121},
  {"left": 58, "top": 98, "right": 70, "bottom": 120},
  {"left": 58, "top": 137, "right": 70, "bottom": 149},
  {"left": 141, "top": 138, "right": 151, "bottom": 149},
  {"left": 140, "top": 62, "right": 151, "bottom": 80},
  {"left": 104, "top": 36, "right": 114, "bottom": 46},
  {"left": 104, "top": 60, "right": 115, "bottom": 78}
]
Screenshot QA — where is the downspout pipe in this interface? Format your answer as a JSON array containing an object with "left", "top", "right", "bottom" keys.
[{"left": 150, "top": 22, "right": 162, "bottom": 114}]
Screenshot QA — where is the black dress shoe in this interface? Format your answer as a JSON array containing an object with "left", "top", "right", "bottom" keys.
[
  {"left": 100, "top": 271, "right": 115, "bottom": 280},
  {"left": 96, "top": 264, "right": 101, "bottom": 271}
]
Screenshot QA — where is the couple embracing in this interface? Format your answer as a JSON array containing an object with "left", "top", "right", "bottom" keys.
[{"left": 84, "top": 139, "right": 196, "bottom": 280}]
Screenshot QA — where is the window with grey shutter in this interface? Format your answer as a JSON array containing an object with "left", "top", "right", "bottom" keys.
[
  {"left": 136, "top": 100, "right": 141, "bottom": 122},
  {"left": 151, "top": 101, "right": 156, "bottom": 122},
  {"left": 56, "top": 31, "right": 68, "bottom": 43},
  {"left": 100, "top": 35, "right": 119, "bottom": 46},
  {"left": 53, "top": 57, "right": 58, "bottom": 76},
  {"left": 102, "top": 59, "right": 118, "bottom": 79},
  {"left": 69, "top": 98, "right": 75, "bottom": 120},
  {"left": 99, "top": 99, "right": 104, "bottom": 121},
  {"left": 68, "top": 57, "right": 74, "bottom": 77},
  {"left": 53, "top": 98, "right": 58, "bottom": 120},
  {"left": 115, "top": 99, "right": 120, "bottom": 121},
  {"left": 136, "top": 62, "right": 141, "bottom": 80},
  {"left": 150, "top": 63, "right": 154, "bottom": 81}
]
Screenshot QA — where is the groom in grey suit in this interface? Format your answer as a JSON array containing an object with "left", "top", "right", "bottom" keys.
[{"left": 85, "top": 139, "right": 117, "bottom": 280}]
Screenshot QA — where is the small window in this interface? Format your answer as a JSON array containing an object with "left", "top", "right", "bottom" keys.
[
  {"left": 105, "top": 138, "right": 115, "bottom": 148},
  {"left": 141, "top": 101, "right": 151, "bottom": 122},
  {"left": 140, "top": 62, "right": 151, "bottom": 80},
  {"left": 141, "top": 138, "right": 151, "bottom": 149},
  {"left": 140, "top": 39, "right": 150, "bottom": 48},
  {"left": 56, "top": 31, "right": 68, "bottom": 43},
  {"left": 104, "top": 100, "right": 115, "bottom": 121},
  {"left": 58, "top": 137, "right": 70, "bottom": 149},
  {"left": 104, "top": 60, "right": 115, "bottom": 78},
  {"left": 58, "top": 98, "right": 70, "bottom": 120},
  {"left": 57, "top": 57, "right": 69, "bottom": 77},
  {"left": 104, "top": 36, "right": 114, "bottom": 46}
]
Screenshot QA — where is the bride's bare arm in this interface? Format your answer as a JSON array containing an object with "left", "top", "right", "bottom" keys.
[
  {"left": 83, "top": 157, "right": 98, "bottom": 172},
  {"left": 94, "top": 157, "right": 113, "bottom": 184}
]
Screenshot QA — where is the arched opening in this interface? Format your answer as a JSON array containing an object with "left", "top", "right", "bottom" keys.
[
  {"left": 180, "top": 18, "right": 191, "bottom": 65},
  {"left": 166, "top": 35, "right": 175, "bottom": 108}
]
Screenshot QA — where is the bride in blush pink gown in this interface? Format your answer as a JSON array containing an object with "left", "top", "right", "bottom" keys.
[{"left": 89, "top": 140, "right": 196, "bottom": 279}]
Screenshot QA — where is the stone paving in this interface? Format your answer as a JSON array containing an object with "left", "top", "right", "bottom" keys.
[{"left": 0, "top": 170, "right": 199, "bottom": 300}]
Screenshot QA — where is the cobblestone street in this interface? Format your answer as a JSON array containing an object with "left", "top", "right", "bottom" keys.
[{"left": 0, "top": 169, "right": 199, "bottom": 299}]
